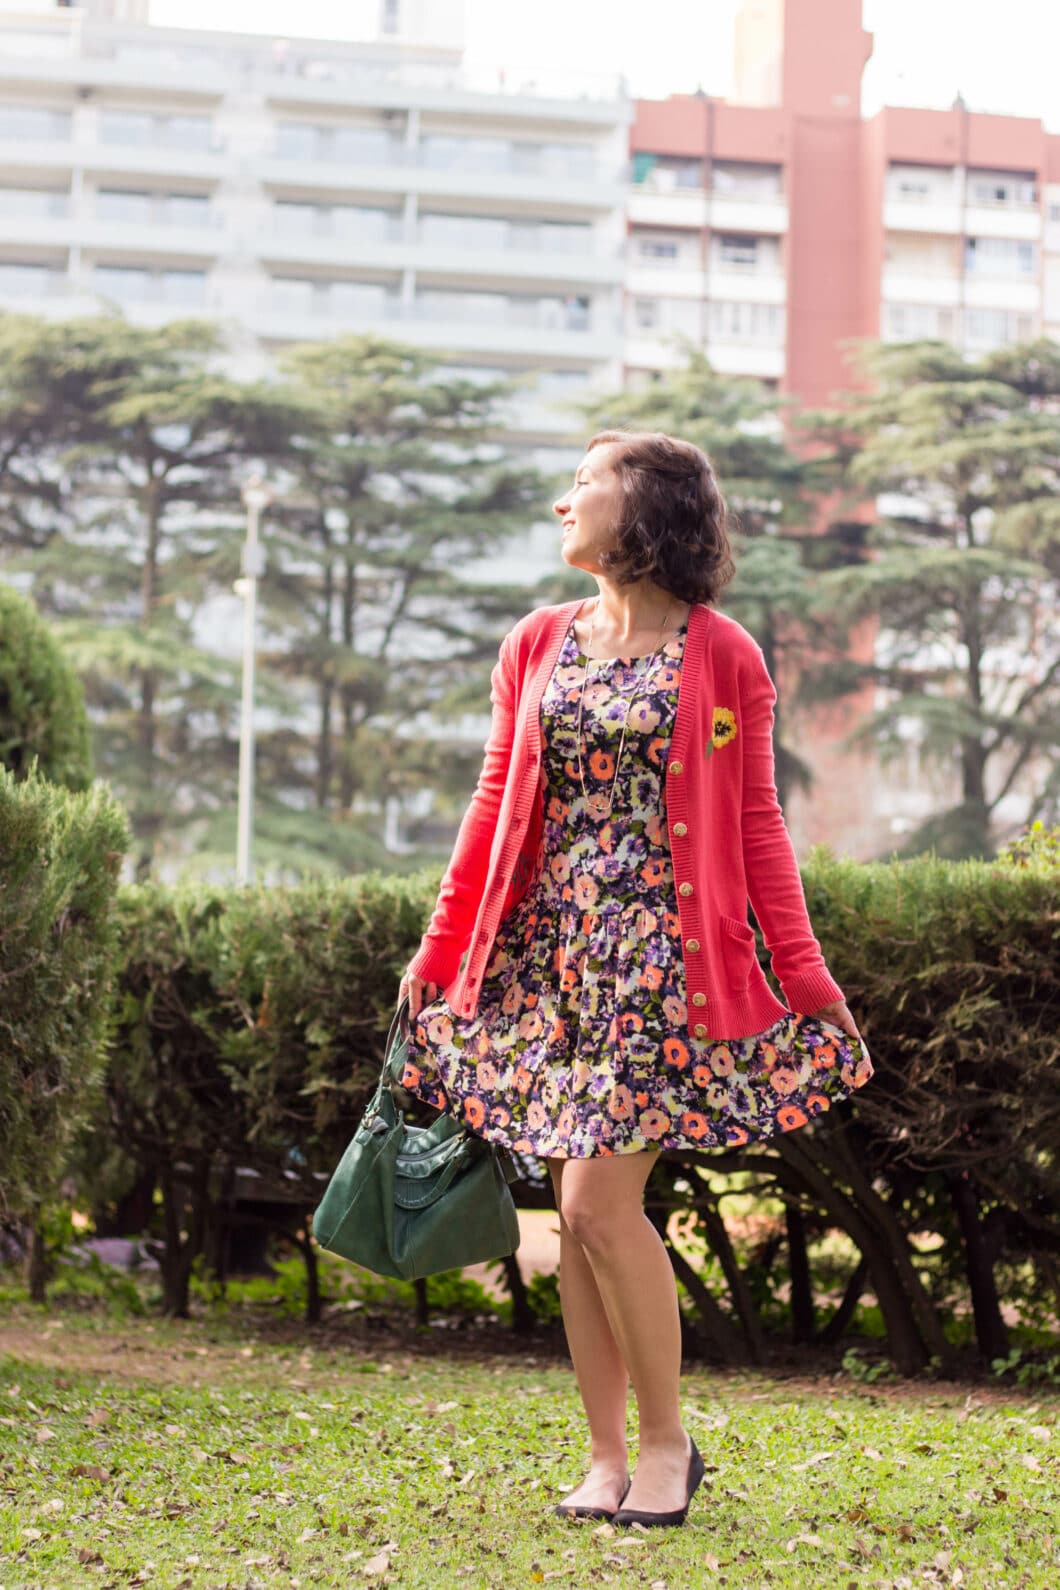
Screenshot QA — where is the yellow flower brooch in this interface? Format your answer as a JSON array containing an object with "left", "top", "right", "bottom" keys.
[{"left": 704, "top": 707, "right": 737, "bottom": 758}]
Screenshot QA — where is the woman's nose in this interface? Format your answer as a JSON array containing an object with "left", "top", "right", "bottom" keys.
[{"left": 553, "top": 496, "right": 569, "bottom": 516}]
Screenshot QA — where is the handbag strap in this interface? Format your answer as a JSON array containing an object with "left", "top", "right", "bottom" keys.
[{"left": 377, "top": 992, "right": 412, "bottom": 1090}]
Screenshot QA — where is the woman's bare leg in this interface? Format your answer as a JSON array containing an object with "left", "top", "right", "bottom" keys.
[
  {"left": 547, "top": 1156, "right": 631, "bottom": 1511},
  {"left": 556, "top": 1150, "right": 692, "bottom": 1514}
]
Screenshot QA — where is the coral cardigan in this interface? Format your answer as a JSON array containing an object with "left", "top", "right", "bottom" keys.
[{"left": 407, "top": 597, "right": 846, "bottom": 1041}]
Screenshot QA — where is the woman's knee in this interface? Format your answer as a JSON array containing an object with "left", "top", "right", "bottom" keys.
[{"left": 558, "top": 1157, "right": 655, "bottom": 1250}]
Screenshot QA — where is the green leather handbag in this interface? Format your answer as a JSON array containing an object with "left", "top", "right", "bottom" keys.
[{"left": 311, "top": 994, "right": 522, "bottom": 1281}]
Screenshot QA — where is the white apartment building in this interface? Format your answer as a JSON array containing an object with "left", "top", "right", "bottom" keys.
[{"left": 0, "top": 0, "right": 631, "bottom": 480}]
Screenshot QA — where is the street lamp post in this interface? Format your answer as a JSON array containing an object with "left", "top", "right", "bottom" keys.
[{"left": 236, "top": 476, "right": 272, "bottom": 885}]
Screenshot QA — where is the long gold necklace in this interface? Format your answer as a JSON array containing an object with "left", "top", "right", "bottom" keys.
[{"left": 574, "top": 596, "right": 675, "bottom": 820}]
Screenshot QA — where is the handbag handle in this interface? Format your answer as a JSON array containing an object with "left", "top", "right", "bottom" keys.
[{"left": 376, "top": 992, "right": 412, "bottom": 1091}]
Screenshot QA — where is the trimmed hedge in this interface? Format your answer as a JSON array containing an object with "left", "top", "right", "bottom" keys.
[
  {"left": 71, "top": 842, "right": 1060, "bottom": 1367},
  {"left": 0, "top": 764, "right": 128, "bottom": 1218}
]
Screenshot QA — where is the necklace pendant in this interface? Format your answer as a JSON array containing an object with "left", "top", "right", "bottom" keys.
[{"left": 588, "top": 792, "right": 609, "bottom": 817}]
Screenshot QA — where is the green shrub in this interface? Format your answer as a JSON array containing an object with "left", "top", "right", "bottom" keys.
[
  {"left": 0, "top": 582, "right": 92, "bottom": 790},
  {"left": 0, "top": 764, "right": 128, "bottom": 1217}
]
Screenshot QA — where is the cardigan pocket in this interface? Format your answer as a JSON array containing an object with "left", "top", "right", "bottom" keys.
[{"left": 719, "top": 913, "right": 759, "bottom": 989}]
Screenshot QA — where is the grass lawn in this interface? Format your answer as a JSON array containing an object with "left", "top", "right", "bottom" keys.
[{"left": 1, "top": 1291, "right": 1058, "bottom": 1590}]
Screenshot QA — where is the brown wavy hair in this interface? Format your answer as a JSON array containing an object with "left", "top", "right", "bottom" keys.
[{"left": 585, "top": 429, "right": 735, "bottom": 606}]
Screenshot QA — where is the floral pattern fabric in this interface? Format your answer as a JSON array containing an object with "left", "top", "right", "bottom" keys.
[{"left": 401, "top": 615, "right": 874, "bottom": 1157}]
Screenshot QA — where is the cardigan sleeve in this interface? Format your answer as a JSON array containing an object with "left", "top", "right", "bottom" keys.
[
  {"left": 738, "top": 642, "right": 846, "bottom": 1014},
  {"left": 406, "top": 629, "right": 516, "bottom": 989}
]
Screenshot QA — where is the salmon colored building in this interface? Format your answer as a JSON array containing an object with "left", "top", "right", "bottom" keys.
[{"left": 626, "top": 0, "right": 1060, "bottom": 858}]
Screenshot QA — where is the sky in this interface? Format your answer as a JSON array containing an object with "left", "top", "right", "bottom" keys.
[{"left": 146, "top": 0, "right": 1060, "bottom": 131}]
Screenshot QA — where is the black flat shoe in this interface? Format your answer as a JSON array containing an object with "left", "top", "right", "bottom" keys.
[
  {"left": 554, "top": 1475, "right": 632, "bottom": 1521},
  {"left": 613, "top": 1436, "right": 705, "bottom": 1529}
]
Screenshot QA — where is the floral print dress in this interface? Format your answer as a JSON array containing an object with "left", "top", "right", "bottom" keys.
[{"left": 400, "top": 614, "right": 874, "bottom": 1158}]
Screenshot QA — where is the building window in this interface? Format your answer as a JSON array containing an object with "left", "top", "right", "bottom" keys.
[
  {"left": 636, "top": 237, "right": 680, "bottom": 261},
  {"left": 968, "top": 171, "right": 1038, "bottom": 207},
  {"left": 93, "top": 265, "right": 205, "bottom": 303},
  {"left": 0, "top": 261, "right": 57, "bottom": 295},
  {"left": 94, "top": 265, "right": 151, "bottom": 301},
  {"left": 99, "top": 110, "right": 213, "bottom": 150},
  {"left": 270, "top": 276, "right": 317, "bottom": 313},
  {"left": 421, "top": 135, "right": 509, "bottom": 173},
  {"left": 275, "top": 122, "right": 393, "bottom": 164},
  {"left": 631, "top": 153, "right": 703, "bottom": 190},
  {"left": 165, "top": 193, "right": 211, "bottom": 227},
  {"left": 275, "top": 122, "right": 318, "bottom": 160},
  {"left": 381, "top": 0, "right": 400, "bottom": 33},
  {"left": 0, "top": 186, "right": 68, "bottom": 217},
  {"left": 329, "top": 280, "right": 390, "bottom": 315},
  {"left": 708, "top": 300, "right": 783, "bottom": 341},
  {"left": 964, "top": 307, "right": 1036, "bottom": 346},
  {"left": 883, "top": 303, "right": 956, "bottom": 341},
  {"left": 97, "top": 189, "right": 152, "bottom": 223},
  {"left": 712, "top": 162, "right": 783, "bottom": 198},
  {"left": 717, "top": 234, "right": 759, "bottom": 269},
  {"left": 0, "top": 106, "right": 70, "bottom": 141},
  {"left": 160, "top": 270, "right": 206, "bottom": 305},
  {"left": 633, "top": 298, "right": 660, "bottom": 329},
  {"left": 964, "top": 236, "right": 1038, "bottom": 276}
]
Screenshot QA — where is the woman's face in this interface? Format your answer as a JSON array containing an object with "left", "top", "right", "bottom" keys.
[{"left": 553, "top": 445, "right": 623, "bottom": 576}]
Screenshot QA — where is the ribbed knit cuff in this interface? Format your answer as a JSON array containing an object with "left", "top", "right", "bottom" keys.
[
  {"left": 406, "top": 939, "right": 462, "bottom": 988},
  {"left": 780, "top": 967, "right": 846, "bottom": 1015}
]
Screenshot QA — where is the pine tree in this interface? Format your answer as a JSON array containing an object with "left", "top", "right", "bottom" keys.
[
  {"left": 220, "top": 333, "right": 551, "bottom": 876},
  {"left": 800, "top": 337, "right": 1060, "bottom": 857},
  {"left": 0, "top": 313, "right": 304, "bottom": 875}
]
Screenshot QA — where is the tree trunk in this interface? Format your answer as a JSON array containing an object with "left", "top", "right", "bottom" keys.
[
  {"left": 825, "top": 1123, "right": 955, "bottom": 1369},
  {"left": 26, "top": 1219, "right": 49, "bottom": 1304},
  {"left": 135, "top": 474, "right": 162, "bottom": 880},
  {"left": 339, "top": 554, "right": 357, "bottom": 810},
  {"left": 818, "top": 1255, "right": 869, "bottom": 1345},
  {"left": 414, "top": 1276, "right": 429, "bottom": 1325},
  {"left": 948, "top": 1170, "right": 1010, "bottom": 1363},
  {"left": 775, "top": 1133, "right": 930, "bottom": 1375},
  {"left": 957, "top": 586, "right": 991, "bottom": 854},
  {"left": 786, "top": 1201, "right": 816, "bottom": 1344},
  {"left": 93, "top": 1163, "right": 156, "bottom": 1238},
  {"left": 659, "top": 1233, "right": 749, "bottom": 1365},
  {"left": 159, "top": 1160, "right": 209, "bottom": 1318},
  {"left": 698, "top": 1192, "right": 766, "bottom": 1363},
  {"left": 502, "top": 1253, "right": 535, "bottom": 1334},
  {"left": 316, "top": 550, "right": 334, "bottom": 809},
  {"left": 300, "top": 1219, "right": 321, "bottom": 1325}
]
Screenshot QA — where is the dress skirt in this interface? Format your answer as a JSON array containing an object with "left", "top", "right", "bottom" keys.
[{"left": 401, "top": 613, "right": 874, "bottom": 1158}]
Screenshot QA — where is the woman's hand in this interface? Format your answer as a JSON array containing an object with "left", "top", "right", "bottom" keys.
[
  {"left": 398, "top": 968, "right": 439, "bottom": 1020},
  {"left": 809, "top": 999, "right": 863, "bottom": 1043}
]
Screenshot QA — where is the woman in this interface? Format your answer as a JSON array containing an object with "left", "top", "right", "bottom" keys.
[{"left": 397, "top": 430, "right": 873, "bottom": 1529}]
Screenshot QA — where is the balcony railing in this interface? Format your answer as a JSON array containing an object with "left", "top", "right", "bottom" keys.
[
  {"left": 267, "top": 289, "right": 617, "bottom": 335},
  {"left": 269, "top": 138, "right": 616, "bottom": 185}
]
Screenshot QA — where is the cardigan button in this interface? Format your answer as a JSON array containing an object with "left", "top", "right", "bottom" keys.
[
  {"left": 693, "top": 1022, "right": 707, "bottom": 1039},
  {"left": 678, "top": 881, "right": 693, "bottom": 897},
  {"left": 673, "top": 821, "right": 687, "bottom": 836},
  {"left": 686, "top": 937, "right": 700, "bottom": 952},
  {"left": 692, "top": 992, "right": 706, "bottom": 1006},
  {"left": 670, "top": 760, "right": 683, "bottom": 774}
]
